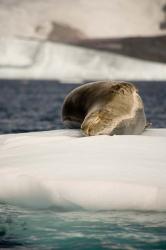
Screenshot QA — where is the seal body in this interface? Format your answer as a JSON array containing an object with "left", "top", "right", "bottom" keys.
[{"left": 62, "top": 81, "right": 146, "bottom": 136}]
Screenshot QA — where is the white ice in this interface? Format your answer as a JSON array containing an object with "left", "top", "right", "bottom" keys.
[
  {"left": 0, "top": 129, "right": 166, "bottom": 211},
  {"left": 0, "top": 38, "right": 166, "bottom": 82}
]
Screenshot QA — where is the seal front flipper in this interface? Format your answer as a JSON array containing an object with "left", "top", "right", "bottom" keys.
[{"left": 145, "top": 122, "right": 152, "bottom": 129}]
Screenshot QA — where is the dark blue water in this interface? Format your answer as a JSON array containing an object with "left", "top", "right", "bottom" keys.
[
  {"left": 0, "top": 80, "right": 166, "bottom": 249},
  {"left": 0, "top": 80, "right": 166, "bottom": 134}
]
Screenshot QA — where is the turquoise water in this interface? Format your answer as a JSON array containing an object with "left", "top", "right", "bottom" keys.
[{"left": 0, "top": 204, "right": 166, "bottom": 249}]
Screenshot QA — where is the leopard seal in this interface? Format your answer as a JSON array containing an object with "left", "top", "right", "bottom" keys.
[{"left": 62, "top": 81, "right": 146, "bottom": 136}]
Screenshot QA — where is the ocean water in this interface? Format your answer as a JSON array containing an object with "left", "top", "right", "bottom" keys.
[
  {"left": 0, "top": 80, "right": 166, "bottom": 249},
  {"left": 0, "top": 204, "right": 166, "bottom": 250}
]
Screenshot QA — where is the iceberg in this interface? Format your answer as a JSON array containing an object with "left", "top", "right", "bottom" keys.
[
  {"left": 0, "top": 38, "right": 166, "bottom": 82},
  {"left": 0, "top": 129, "right": 166, "bottom": 211}
]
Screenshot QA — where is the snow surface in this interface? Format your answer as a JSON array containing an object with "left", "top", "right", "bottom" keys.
[
  {"left": 0, "top": 129, "right": 166, "bottom": 211},
  {"left": 0, "top": 38, "right": 166, "bottom": 82}
]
